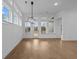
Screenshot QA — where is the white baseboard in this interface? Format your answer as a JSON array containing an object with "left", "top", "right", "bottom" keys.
[{"left": 61, "top": 39, "right": 77, "bottom": 41}]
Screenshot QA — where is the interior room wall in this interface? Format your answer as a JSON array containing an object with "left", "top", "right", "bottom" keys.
[
  {"left": 2, "top": 23, "right": 23, "bottom": 59},
  {"left": 2, "top": 1, "right": 24, "bottom": 58},
  {"left": 24, "top": 18, "right": 62, "bottom": 38},
  {"left": 58, "top": 9, "right": 77, "bottom": 40}
]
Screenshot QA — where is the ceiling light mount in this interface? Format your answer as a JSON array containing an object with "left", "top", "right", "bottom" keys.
[
  {"left": 25, "top": 1, "right": 27, "bottom": 4},
  {"left": 31, "top": 1, "right": 34, "bottom": 19},
  {"left": 25, "top": 1, "right": 35, "bottom": 24},
  {"left": 31, "top": 1, "right": 34, "bottom": 5}
]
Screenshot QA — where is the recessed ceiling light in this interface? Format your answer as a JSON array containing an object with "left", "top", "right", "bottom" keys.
[{"left": 54, "top": 2, "right": 58, "bottom": 6}]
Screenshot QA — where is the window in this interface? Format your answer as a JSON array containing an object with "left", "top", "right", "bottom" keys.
[
  {"left": 2, "top": 2, "right": 12, "bottom": 23},
  {"left": 12, "top": 12, "right": 18, "bottom": 24},
  {"left": 12, "top": 2, "right": 22, "bottom": 25},
  {"left": 25, "top": 22, "right": 31, "bottom": 32},
  {"left": 2, "top": 1, "right": 22, "bottom": 26},
  {"left": 48, "top": 21, "right": 54, "bottom": 33},
  {"left": 41, "top": 26, "right": 46, "bottom": 34},
  {"left": 2, "top": 6, "right": 9, "bottom": 22},
  {"left": 33, "top": 22, "right": 38, "bottom": 32},
  {"left": 34, "top": 27, "right": 38, "bottom": 31},
  {"left": 2, "top": 6, "right": 12, "bottom": 23},
  {"left": 25, "top": 27, "right": 31, "bottom": 32},
  {"left": 8, "top": 8, "right": 12, "bottom": 23},
  {"left": 41, "top": 22, "right": 47, "bottom": 34}
]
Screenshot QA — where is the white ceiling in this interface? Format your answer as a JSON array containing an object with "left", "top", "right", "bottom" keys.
[{"left": 14, "top": 0, "right": 77, "bottom": 17}]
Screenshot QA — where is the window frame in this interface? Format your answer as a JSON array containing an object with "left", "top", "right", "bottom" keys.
[
  {"left": 48, "top": 21, "right": 54, "bottom": 33},
  {"left": 40, "top": 21, "right": 47, "bottom": 34},
  {"left": 2, "top": 2, "right": 12, "bottom": 23},
  {"left": 25, "top": 21, "right": 31, "bottom": 33}
]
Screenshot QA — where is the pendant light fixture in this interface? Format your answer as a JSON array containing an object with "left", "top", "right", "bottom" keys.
[
  {"left": 31, "top": 1, "right": 34, "bottom": 19},
  {"left": 25, "top": 1, "right": 35, "bottom": 24}
]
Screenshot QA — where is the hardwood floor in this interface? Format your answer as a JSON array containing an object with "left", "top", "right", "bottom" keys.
[{"left": 5, "top": 38, "right": 77, "bottom": 59}]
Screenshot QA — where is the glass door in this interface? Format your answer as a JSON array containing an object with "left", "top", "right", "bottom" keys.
[{"left": 33, "top": 21, "right": 39, "bottom": 38}]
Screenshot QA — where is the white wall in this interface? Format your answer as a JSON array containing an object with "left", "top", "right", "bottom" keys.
[
  {"left": 58, "top": 10, "right": 77, "bottom": 40},
  {"left": 2, "top": 1, "right": 24, "bottom": 58},
  {"left": 2, "top": 23, "right": 23, "bottom": 59}
]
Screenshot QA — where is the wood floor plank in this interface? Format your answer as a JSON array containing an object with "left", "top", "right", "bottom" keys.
[{"left": 5, "top": 38, "right": 77, "bottom": 59}]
